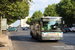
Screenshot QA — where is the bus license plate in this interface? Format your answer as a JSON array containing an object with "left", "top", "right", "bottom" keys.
[{"left": 50, "top": 38, "right": 55, "bottom": 40}]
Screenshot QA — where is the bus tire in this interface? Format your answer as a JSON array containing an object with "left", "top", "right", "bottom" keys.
[
  {"left": 30, "top": 32, "right": 32, "bottom": 35},
  {"left": 30, "top": 32, "right": 34, "bottom": 38},
  {"left": 32, "top": 36, "right": 34, "bottom": 38},
  {"left": 37, "top": 34, "right": 42, "bottom": 41}
]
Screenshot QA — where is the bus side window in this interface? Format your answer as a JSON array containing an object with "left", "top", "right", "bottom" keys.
[
  {"left": 35, "top": 24, "right": 38, "bottom": 30},
  {"left": 35, "top": 22, "right": 39, "bottom": 30},
  {"left": 30, "top": 23, "right": 33, "bottom": 30},
  {"left": 33, "top": 23, "right": 35, "bottom": 30},
  {"left": 36, "top": 24, "right": 39, "bottom": 28}
]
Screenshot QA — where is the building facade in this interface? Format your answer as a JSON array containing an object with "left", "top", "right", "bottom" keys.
[{"left": 21, "top": 16, "right": 30, "bottom": 27}]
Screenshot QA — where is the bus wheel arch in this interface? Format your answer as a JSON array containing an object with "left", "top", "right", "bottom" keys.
[
  {"left": 30, "top": 31, "right": 33, "bottom": 35},
  {"left": 30, "top": 31, "right": 34, "bottom": 38}
]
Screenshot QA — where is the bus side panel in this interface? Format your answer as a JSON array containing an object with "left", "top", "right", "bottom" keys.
[
  {"left": 35, "top": 22, "right": 41, "bottom": 39},
  {"left": 30, "top": 23, "right": 35, "bottom": 37}
]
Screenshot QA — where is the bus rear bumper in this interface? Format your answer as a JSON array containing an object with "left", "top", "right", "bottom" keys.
[{"left": 42, "top": 37, "right": 63, "bottom": 40}]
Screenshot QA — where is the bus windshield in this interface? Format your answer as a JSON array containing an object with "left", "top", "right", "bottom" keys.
[{"left": 42, "top": 18, "right": 62, "bottom": 31}]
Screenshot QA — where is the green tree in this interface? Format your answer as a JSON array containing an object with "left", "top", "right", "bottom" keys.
[
  {"left": 26, "top": 10, "right": 43, "bottom": 25},
  {"left": 0, "top": 0, "right": 32, "bottom": 25},
  {"left": 31, "top": 10, "right": 43, "bottom": 19},
  {"left": 56, "top": 0, "right": 75, "bottom": 26},
  {"left": 26, "top": 18, "right": 31, "bottom": 25},
  {"left": 44, "top": 4, "right": 59, "bottom": 16}
]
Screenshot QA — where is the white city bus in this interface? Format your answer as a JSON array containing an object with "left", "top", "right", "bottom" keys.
[{"left": 30, "top": 17, "right": 63, "bottom": 41}]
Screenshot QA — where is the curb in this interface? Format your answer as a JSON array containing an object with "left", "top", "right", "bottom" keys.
[
  {"left": 8, "top": 32, "right": 14, "bottom": 50},
  {"left": 8, "top": 36, "right": 13, "bottom": 50},
  {"left": 0, "top": 47, "right": 9, "bottom": 50},
  {"left": 0, "top": 32, "right": 14, "bottom": 50}
]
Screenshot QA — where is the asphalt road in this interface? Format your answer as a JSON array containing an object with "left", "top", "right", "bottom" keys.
[{"left": 9, "top": 29, "right": 75, "bottom": 50}]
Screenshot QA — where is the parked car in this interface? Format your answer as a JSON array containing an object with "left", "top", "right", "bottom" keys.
[
  {"left": 22, "top": 27, "right": 28, "bottom": 30},
  {"left": 63, "top": 28, "right": 67, "bottom": 33},
  {"left": 27, "top": 27, "right": 30, "bottom": 29},
  {"left": 63, "top": 28, "right": 70, "bottom": 33},
  {"left": 7, "top": 27, "right": 18, "bottom": 32},
  {"left": 69, "top": 27, "right": 75, "bottom": 32}
]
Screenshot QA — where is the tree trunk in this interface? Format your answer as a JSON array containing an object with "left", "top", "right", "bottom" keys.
[{"left": 0, "top": 14, "right": 2, "bottom": 37}]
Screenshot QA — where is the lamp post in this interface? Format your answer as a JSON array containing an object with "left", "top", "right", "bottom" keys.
[{"left": 18, "top": 16, "right": 21, "bottom": 28}]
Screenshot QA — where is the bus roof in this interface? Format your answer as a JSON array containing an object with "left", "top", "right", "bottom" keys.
[{"left": 31, "top": 16, "right": 62, "bottom": 22}]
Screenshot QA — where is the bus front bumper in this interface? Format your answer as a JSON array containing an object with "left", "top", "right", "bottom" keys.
[{"left": 42, "top": 37, "right": 63, "bottom": 40}]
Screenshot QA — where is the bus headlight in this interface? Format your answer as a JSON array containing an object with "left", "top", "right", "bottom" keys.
[
  {"left": 59, "top": 33, "right": 63, "bottom": 37},
  {"left": 42, "top": 33, "right": 47, "bottom": 37}
]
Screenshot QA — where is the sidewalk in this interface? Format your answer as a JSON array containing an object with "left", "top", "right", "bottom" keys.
[{"left": 0, "top": 32, "right": 13, "bottom": 50}]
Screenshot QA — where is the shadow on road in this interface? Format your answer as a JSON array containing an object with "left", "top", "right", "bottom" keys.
[
  {"left": 10, "top": 35, "right": 59, "bottom": 43},
  {"left": 10, "top": 35, "right": 75, "bottom": 46},
  {"left": 64, "top": 42, "right": 75, "bottom": 46},
  {"left": 10, "top": 35, "right": 37, "bottom": 42},
  {"left": 59, "top": 36, "right": 75, "bottom": 46}
]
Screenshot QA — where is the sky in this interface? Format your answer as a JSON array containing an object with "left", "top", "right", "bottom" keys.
[
  {"left": 29, "top": 0, "right": 61, "bottom": 17},
  {"left": 12, "top": 0, "right": 61, "bottom": 27}
]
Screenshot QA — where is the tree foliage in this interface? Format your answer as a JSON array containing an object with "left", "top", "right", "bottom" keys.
[
  {"left": 44, "top": 4, "right": 59, "bottom": 16},
  {"left": 0, "top": 0, "right": 32, "bottom": 25},
  {"left": 26, "top": 10, "right": 43, "bottom": 25},
  {"left": 43, "top": 0, "right": 75, "bottom": 26},
  {"left": 26, "top": 18, "right": 31, "bottom": 25},
  {"left": 31, "top": 10, "right": 43, "bottom": 19},
  {"left": 56, "top": 0, "right": 75, "bottom": 26}
]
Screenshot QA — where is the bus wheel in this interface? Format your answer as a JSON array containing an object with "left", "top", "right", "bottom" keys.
[
  {"left": 30, "top": 32, "right": 34, "bottom": 38},
  {"left": 32, "top": 35, "right": 34, "bottom": 38},
  {"left": 30, "top": 32, "right": 32, "bottom": 35},
  {"left": 37, "top": 35, "right": 42, "bottom": 41}
]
